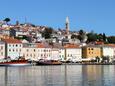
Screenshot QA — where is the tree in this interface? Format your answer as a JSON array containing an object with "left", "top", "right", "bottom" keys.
[
  {"left": 95, "top": 56, "right": 100, "bottom": 63},
  {"left": 42, "top": 27, "right": 53, "bottom": 39},
  {"left": 107, "top": 36, "right": 115, "bottom": 43},
  {"left": 4, "top": 18, "right": 10, "bottom": 23},
  {"left": 102, "top": 33, "right": 106, "bottom": 42},
  {"left": 87, "top": 32, "right": 98, "bottom": 42},
  {"left": 79, "top": 29, "right": 84, "bottom": 35},
  {"left": 97, "top": 33, "right": 103, "bottom": 41},
  {"left": 101, "top": 56, "right": 110, "bottom": 63},
  {"left": 77, "top": 29, "right": 86, "bottom": 42},
  {"left": 71, "top": 34, "right": 77, "bottom": 39}
]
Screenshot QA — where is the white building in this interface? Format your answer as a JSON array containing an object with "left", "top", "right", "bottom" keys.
[
  {"left": 101, "top": 45, "right": 114, "bottom": 61},
  {"left": 3, "top": 38, "right": 23, "bottom": 60},
  {"left": 0, "top": 41, "right": 5, "bottom": 59},
  {"left": 59, "top": 48, "right": 65, "bottom": 61},
  {"left": 15, "top": 30, "right": 29, "bottom": 37},
  {"left": 51, "top": 48, "right": 60, "bottom": 60},
  {"left": 64, "top": 44, "right": 82, "bottom": 62},
  {"left": 23, "top": 43, "right": 51, "bottom": 61}
]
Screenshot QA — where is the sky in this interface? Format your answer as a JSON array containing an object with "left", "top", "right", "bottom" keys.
[{"left": 0, "top": 0, "right": 115, "bottom": 36}]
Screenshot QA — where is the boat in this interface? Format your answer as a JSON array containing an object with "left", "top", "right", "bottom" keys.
[
  {"left": 0, "top": 58, "right": 32, "bottom": 66},
  {"left": 36, "top": 59, "right": 62, "bottom": 65}
]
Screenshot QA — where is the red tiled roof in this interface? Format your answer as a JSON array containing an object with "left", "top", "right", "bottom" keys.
[
  {"left": 64, "top": 44, "right": 80, "bottom": 48},
  {"left": 2, "top": 37, "right": 22, "bottom": 43},
  {"left": 95, "top": 41, "right": 104, "bottom": 45},
  {"left": 105, "top": 44, "right": 115, "bottom": 47},
  {"left": 37, "top": 43, "right": 45, "bottom": 48}
]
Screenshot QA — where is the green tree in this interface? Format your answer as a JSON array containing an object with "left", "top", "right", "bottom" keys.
[
  {"left": 87, "top": 32, "right": 98, "bottom": 42},
  {"left": 97, "top": 33, "right": 103, "bottom": 41},
  {"left": 42, "top": 27, "right": 53, "bottom": 39},
  {"left": 102, "top": 33, "right": 106, "bottom": 42},
  {"left": 107, "top": 36, "right": 115, "bottom": 43},
  {"left": 78, "top": 29, "right": 86, "bottom": 42},
  {"left": 95, "top": 56, "right": 100, "bottom": 63},
  {"left": 71, "top": 34, "right": 77, "bottom": 39},
  {"left": 4, "top": 18, "right": 10, "bottom": 23}
]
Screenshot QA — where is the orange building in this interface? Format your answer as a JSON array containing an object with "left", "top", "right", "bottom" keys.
[{"left": 82, "top": 45, "right": 102, "bottom": 59}]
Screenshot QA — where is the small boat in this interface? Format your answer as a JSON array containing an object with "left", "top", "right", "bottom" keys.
[
  {"left": 0, "top": 59, "right": 32, "bottom": 66},
  {"left": 36, "top": 59, "right": 62, "bottom": 65}
]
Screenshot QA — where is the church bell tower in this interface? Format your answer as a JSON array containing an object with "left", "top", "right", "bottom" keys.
[{"left": 65, "top": 16, "right": 69, "bottom": 35}]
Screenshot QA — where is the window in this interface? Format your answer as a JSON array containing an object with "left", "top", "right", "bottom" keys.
[
  {"left": 1, "top": 52, "right": 3, "bottom": 56},
  {"left": 9, "top": 49, "right": 11, "bottom": 52},
  {"left": 1, "top": 46, "right": 3, "bottom": 50},
  {"left": 16, "top": 49, "right": 18, "bottom": 52},
  {"left": 27, "top": 49, "right": 29, "bottom": 52},
  {"left": 16, "top": 44, "right": 18, "bottom": 47}
]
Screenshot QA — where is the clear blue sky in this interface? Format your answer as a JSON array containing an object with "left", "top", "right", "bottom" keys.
[{"left": 0, "top": 0, "right": 115, "bottom": 36}]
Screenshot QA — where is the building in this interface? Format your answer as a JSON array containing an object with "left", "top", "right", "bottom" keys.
[
  {"left": 51, "top": 43, "right": 64, "bottom": 61},
  {"left": 59, "top": 48, "right": 65, "bottom": 61},
  {"left": 65, "top": 17, "right": 69, "bottom": 35},
  {"left": 65, "top": 17, "right": 71, "bottom": 40},
  {"left": 0, "top": 41, "right": 5, "bottom": 59},
  {"left": 82, "top": 45, "right": 101, "bottom": 60},
  {"left": 51, "top": 48, "right": 60, "bottom": 60},
  {"left": 23, "top": 43, "right": 51, "bottom": 61},
  {"left": 2, "top": 37, "right": 23, "bottom": 60},
  {"left": 64, "top": 44, "right": 82, "bottom": 62},
  {"left": 101, "top": 45, "right": 114, "bottom": 61}
]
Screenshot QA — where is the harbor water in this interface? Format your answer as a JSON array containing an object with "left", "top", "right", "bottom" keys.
[{"left": 0, "top": 65, "right": 115, "bottom": 86}]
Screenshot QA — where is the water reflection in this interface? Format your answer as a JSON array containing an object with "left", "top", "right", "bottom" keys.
[
  {"left": 0, "top": 65, "right": 115, "bottom": 86},
  {"left": 82, "top": 65, "right": 115, "bottom": 86}
]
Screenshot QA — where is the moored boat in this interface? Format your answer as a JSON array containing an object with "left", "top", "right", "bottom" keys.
[
  {"left": 0, "top": 59, "right": 32, "bottom": 66},
  {"left": 36, "top": 59, "right": 62, "bottom": 65}
]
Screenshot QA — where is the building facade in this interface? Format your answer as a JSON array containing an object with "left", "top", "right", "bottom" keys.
[
  {"left": 0, "top": 41, "right": 5, "bottom": 59},
  {"left": 101, "top": 45, "right": 114, "bottom": 61},
  {"left": 82, "top": 45, "right": 102, "bottom": 60},
  {"left": 23, "top": 43, "right": 51, "bottom": 61},
  {"left": 3, "top": 38, "right": 23, "bottom": 60},
  {"left": 64, "top": 44, "right": 82, "bottom": 62}
]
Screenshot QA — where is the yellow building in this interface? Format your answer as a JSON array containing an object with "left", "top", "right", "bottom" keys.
[{"left": 82, "top": 45, "right": 102, "bottom": 59}]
